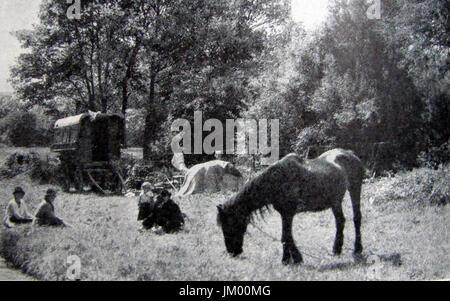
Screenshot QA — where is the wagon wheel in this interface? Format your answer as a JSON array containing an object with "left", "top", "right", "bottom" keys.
[
  {"left": 86, "top": 171, "right": 107, "bottom": 195},
  {"left": 146, "top": 172, "right": 178, "bottom": 191},
  {"left": 86, "top": 167, "right": 124, "bottom": 195},
  {"left": 75, "top": 166, "right": 84, "bottom": 192},
  {"left": 110, "top": 166, "right": 125, "bottom": 195}
]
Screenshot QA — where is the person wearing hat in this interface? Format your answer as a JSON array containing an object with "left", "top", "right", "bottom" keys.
[
  {"left": 3, "top": 187, "right": 33, "bottom": 228},
  {"left": 137, "top": 182, "right": 156, "bottom": 222},
  {"left": 33, "top": 189, "right": 67, "bottom": 227},
  {"left": 143, "top": 189, "right": 184, "bottom": 233}
]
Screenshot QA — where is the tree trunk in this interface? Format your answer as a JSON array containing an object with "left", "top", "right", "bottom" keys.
[
  {"left": 121, "top": 81, "right": 128, "bottom": 147},
  {"left": 143, "top": 71, "right": 157, "bottom": 162},
  {"left": 101, "top": 97, "right": 107, "bottom": 113},
  {"left": 120, "top": 44, "right": 139, "bottom": 148},
  {"left": 88, "top": 92, "right": 96, "bottom": 112}
]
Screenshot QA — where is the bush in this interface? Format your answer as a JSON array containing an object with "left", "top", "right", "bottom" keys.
[
  {"left": 0, "top": 111, "right": 52, "bottom": 147},
  {"left": 417, "top": 141, "right": 450, "bottom": 169},
  {"left": 367, "top": 164, "right": 449, "bottom": 207},
  {"left": 29, "top": 157, "right": 65, "bottom": 186},
  {"left": 2, "top": 112, "right": 37, "bottom": 146},
  {"left": 0, "top": 152, "right": 41, "bottom": 179},
  {"left": 0, "top": 151, "right": 65, "bottom": 186}
]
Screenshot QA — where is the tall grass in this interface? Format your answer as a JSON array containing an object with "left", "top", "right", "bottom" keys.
[{"left": 0, "top": 162, "right": 448, "bottom": 280}]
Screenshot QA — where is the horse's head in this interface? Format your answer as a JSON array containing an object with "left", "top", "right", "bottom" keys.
[{"left": 217, "top": 204, "right": 247, "bottom": 257}]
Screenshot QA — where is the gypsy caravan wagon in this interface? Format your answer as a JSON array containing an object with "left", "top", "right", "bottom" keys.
[{"left": 51, "top": 112, "right": 125, "bottom": 194}]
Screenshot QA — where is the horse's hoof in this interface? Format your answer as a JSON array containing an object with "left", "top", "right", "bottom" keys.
[
  {"left": 354, "top": 245, "right": 363, "bottom": 254},
  {"left": 291, "top": 253, "right": 303, "bottom": 264},
  {"left": 333, "top": 249, "right": 342, "bottom": 256},
  {"left": 282, "top": 258, "right": 290, "bottom": 265},
  {"left": 292, "top": 256, "right": 303, "bottom": 264},
  {"left": 352, "top": 252, "right": 364, "bottom": 263}
]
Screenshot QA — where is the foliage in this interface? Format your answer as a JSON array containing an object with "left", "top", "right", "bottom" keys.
[
  {"left": 417, "top": 141, "right": 450, "bottom": 169},
  {"left": 10, "top": 0, "right": 290, "bottom": 162},
  {"left": 246, "top": 0, "right": 447, "bottom": 169},
  {"left": 0, "top": 111, "right": 53, "bottom": 147},
  {"left": 8, "top": 0, "right": 448, "bottom": 169}
]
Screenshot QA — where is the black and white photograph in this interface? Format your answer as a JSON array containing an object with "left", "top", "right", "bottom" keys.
[{"left": 0, "top": 0, "right": 448, "bottom": 285}]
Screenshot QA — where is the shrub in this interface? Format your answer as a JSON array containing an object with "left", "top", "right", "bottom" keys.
[
  {"left": 2, "top": 112, "right": 38, "bottom": 147},
  {"left": 0, "top": 151, "right": 41, "bottom": 179},
  {"left": 367, "top": 164, "right": 449, "bottom": 207},
  {"left": 0, "top": 111, "right": 52, "bottom": 147},
  {"left": 29, "top": 157, "right": 65, "bottom": 186},
  {"left": 417, "top": 141, "right": 449, "bottom": 169},
  {"left": 0, "top": 151, "right": 65, "bottom": 186}
]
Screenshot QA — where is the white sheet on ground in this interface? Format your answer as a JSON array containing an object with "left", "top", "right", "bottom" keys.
[{"left": 176, "top": 160, "right": 242, "bottom": 197}]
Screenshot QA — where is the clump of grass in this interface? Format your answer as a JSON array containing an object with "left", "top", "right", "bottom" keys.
[
  {"left": 0, "top": 150, "right": 65, "bottom": 187},
  {"left": 364, "top": 164, "right": 449, "bottom": 207}
]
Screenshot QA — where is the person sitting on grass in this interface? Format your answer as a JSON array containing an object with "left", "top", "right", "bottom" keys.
[
  {"left": 142, "top": 189, "right": 184, "bottom": 233},
  {"left": 137, "top": 182, "right": 156, "bottom": 222},
  {"left": 3, "top": 187, "right": 33, "bottom": 228},
  {"left": 33, "top": 189, "right": 68, "bottom": 227}
]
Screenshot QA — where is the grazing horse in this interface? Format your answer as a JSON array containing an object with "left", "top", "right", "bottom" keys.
[{"left": 217, "top": 149, "right": 365, "bottom": 264}]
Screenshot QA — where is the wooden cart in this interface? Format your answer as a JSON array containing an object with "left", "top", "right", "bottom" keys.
[{"left": 51, "top": 112, "right": 125, "bottom": 195}]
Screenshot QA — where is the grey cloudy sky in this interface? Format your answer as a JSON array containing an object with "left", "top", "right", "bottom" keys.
[{"left": 0, "top": 0, "right": 42, "bottom": 92}]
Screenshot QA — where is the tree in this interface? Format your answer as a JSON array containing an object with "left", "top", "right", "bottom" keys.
[
  {"left": 382, "top": 0, "right": 449, "bottom": 149},
  {"left": 122, "top": 0, "right": 290, "bottom": 161},
  {"left": 10, "top": 0, "right": 141, "bottom": 115}
]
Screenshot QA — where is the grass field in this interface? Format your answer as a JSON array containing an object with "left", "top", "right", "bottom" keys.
[{"left": 0, "top": 147, "right": 448, "bottom": 280}]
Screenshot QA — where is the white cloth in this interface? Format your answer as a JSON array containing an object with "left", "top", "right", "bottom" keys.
[
  {"left": 176, "top": 160, "right": 242, "bottom": 197},
  {"left": 3, "top": 199, "right": 33, "bottom": 228}
]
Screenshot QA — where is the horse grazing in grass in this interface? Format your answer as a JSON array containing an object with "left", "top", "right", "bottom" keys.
[{"left": 217, "top": 149, "right": 365, "bottom": 264}]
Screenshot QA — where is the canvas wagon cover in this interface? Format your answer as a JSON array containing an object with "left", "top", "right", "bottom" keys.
[{"left": 176, "top": 160, "right": 243, "bottom": 197}]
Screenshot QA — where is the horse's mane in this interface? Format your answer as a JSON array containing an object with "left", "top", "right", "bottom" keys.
[{"left": 220, "top": 154, "right": 304, "bottom": 225}]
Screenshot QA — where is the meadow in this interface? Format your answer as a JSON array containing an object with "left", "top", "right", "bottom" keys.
[{"left": 0, "top": 147, "right": 448, "bottom": 280}]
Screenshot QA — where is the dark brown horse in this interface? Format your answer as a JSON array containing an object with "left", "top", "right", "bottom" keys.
[{"left": 217, "top": 149, "right": 365, "bottom": 264}]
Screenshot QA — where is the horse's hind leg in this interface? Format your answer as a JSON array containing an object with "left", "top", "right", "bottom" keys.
[
  {"left": 350, "top": 186, "right": 363, "bottom": 254},
  {"left": 331, "top": 203, "right": 345, "bottom": 255}
]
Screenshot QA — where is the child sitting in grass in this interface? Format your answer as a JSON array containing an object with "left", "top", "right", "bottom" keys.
[
  {"left": 3, "top": 186, "right": 33, "bottom": 228},
  {"left": 142, "top": 189, "right": 184, "bottom": 233},
  {"left": 137, "top": 182, "right": 156, "bottom": 222}
]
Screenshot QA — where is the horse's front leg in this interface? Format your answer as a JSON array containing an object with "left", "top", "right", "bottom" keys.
[{"left": 281, "top": 213, "right": 303, "bottom": 264}]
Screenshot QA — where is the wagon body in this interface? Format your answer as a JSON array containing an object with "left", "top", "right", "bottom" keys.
[{"left": 51, "top": 112, "right": 125, "bottom": 194}]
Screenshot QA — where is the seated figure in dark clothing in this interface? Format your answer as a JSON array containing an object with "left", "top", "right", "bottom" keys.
[
  {"left": 33, "top": 189, "right": 68, "bottom": 227},
  {"left": 142, "top": 189, "right": 184, "bottom": 233}
]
